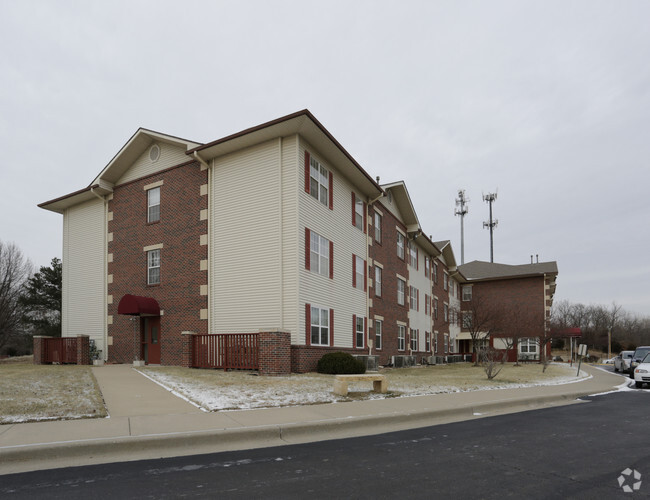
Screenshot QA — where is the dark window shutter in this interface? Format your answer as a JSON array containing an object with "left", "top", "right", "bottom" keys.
[
  {"left": 328, "top": 172, "right": 333, "bottom": 210},
  {"left": 304, "top": 151, "right": 310, "bottom": 194},
  {"left": 353, "top": 314, "right": 357, "bottom": 345},
  {"left": 305, "top": 303, "right": 311, "bottom": 346},
  {"left": 329, "top": 240, "right": 334, "bottom": 279},
  {"left": 330, "top": 309, "right": 334, "bottom": 346},
  {"left": 416, "top": 248, "right": 419, "bottom": 270},
  {"left": 363, "top": 201, "right": 367, "bottom": 234},
  {"left": 417, "top": 289, "right": 420, "bottom": 311},
  {"left": 364, "top": 259, "right": 367, "bottom": 292},
  {"left": 305, "top": 228, "right": 310, "bottom": 270},
  {"left": 351, "top": 192, "right": 356, "bottom": 227},
  {"left": 352, "top": 255, "right": 356, "bottom": 288}
]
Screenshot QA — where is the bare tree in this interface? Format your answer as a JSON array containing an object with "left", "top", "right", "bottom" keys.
[
  {"left": 0, "top": 241, "right": 32, "bottom": 352},
  {"left": 481, "top": 347, "right": 504, "bottom": 379},
  {"left": 456, "top": 290, "right": 504, "bottom": 366}
]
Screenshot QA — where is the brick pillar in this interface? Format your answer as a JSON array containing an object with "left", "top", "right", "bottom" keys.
[
  {"left": 181, "top": 331, "right": 197, "bottom": 368},
  {"left": 76, "top": 335, "right": 90, "bottom": 365},
  {"left": 258, "top": 329, "right": 291, "bottom": 376},
  {"left": 33, "top": 336, "right": 51, "bottom": 365}
]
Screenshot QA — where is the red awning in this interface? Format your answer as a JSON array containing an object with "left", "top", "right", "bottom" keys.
[
  {"left": 550, "top": 327, "right": 582, "bottom": 338},
  {"left": 117, "top": 294, "right": 160, "bottom": 316}
]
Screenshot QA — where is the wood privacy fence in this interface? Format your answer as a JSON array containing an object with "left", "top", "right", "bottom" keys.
[
  {"left": 33, "top": 335, "right": 91, "bottom": 365},
  {"left": 191, "top": 333, "right": 259, "bottom": 370}
]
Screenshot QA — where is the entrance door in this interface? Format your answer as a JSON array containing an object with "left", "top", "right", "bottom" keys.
[{"left": 141, "top": 317, "right": 161, "bottom": 364}]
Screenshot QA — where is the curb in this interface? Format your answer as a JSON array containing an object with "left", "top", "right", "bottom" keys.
[{"left": 0, "top": 390, "right": 594, "bottom": 474}]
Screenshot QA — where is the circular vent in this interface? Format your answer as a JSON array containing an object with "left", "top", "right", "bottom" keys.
[{"left": 149, "top": 144, "right": 161, "bottom": 162}]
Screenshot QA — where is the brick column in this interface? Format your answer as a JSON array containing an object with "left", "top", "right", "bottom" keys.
[
  {"left": 76, "top": 335, "right": 90, "bottom": 365},
  {"left": 181, "top": 331, "right": 197, "bottom": 368},
  {"left": 33, "top": 336, "right": 51, "bottom": 365},
  {"left": 258, "top": 329, "right": 291, "bottom": 376}
]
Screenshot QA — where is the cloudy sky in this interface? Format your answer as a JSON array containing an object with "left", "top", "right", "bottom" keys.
[{"left": 1, "top": 0, "right": 649, "bottom": 315}]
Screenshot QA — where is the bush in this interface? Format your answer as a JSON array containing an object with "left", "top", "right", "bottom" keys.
[{"left": 317, "top": 352, "right": 366, "bottom": 374}]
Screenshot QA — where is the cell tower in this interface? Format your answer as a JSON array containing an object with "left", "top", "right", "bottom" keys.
[
  {"left": 483, "top": 192, "right": 498, "bottom": 263},
  {"left": 454, "top": 190, "right": 469, "bottom": 264}
]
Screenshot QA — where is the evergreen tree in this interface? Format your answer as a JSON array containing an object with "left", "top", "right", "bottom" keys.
[{"left": 19, "top": 257, "right": 61, "bottom": 337}]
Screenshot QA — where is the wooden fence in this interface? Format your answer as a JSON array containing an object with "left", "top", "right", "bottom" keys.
[
  {"left": 191, "top": 333, "right": 259, "bottom": 370},
  {"left": 43, "top": 337, "right": 78, "bottom": 364}
]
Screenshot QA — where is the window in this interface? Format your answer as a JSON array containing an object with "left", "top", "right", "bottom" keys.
[
  {"left": 309, "top": 156, "right": 329, "bottom": 206},
  {"left": 444, "top": 303, "right": 449, "bottom": 322},
  {"left": 444, "top": 334, "right": 449, "bottom": 353},
  {"left": 147, "top": 187, "right": 160, "bottom": 223},
  {"left": 410, "top": 329, "right": 418, "bottom": 351},
  {"left": 353, "top": 194, "right": 364, "bottom": 231},
  {"left": 433, "top": 262, "right": 438, "bottom": 284},
  {"left": 309, "top": 231, "right": 330, "bottom": 277},
  {"left": 310, "top": 306, "right": 330, "bottom": 346},
  {"left": 449, "top": 279, "right": 455, "bottom": 297},
  {"left": 398, "top": 325, "right": 406, "bottom": 351},
  {"left": 397, "top": 278, "right": 406, "bottom": 306},
  {"left": 147, "top": 249, "right": 160, "bottom": 285},
  {"left": 434, "top": 333, "right": 438, "bottom": 353},
  {"left": 374, "top": 212, "right": 382, "bottom": 243},
  {"left": 425, "top": 257, "right": 430, "bottom": 279},
  {"left": 397, "top": 232, "right": 405, "bottom": 259},
  {"left": 374, "top": 266, "right": 382, "bottom": 297},
  {"left": 355, "top": 315, "right": 365, "bottom": 348},
  {"left": 462, "top": 285, "right": 472, "bottom": 302},
  {"left": 425, "top": 294, "right": 430, "bottom": 315},
  {"left": 443, "top": 273, "right": 448, "bottom": 291},
  {"left": 462, "top": 311, "right": 473, "bottom": 329},
  {"left": 434, "top": 298, "right": 439, "bottom": 320},
  {"left": 425, "top": 331, "right": 431, "bottom": 352},
  {"left": 375, "top": 320, "right": 383, "bottom": 350},
  {"left": 520, "top": 338, "right": 539, "bottom": 354},
  {"left": 408, "top": 242, "right": 417, "bottom": 268},
  {"left": 409, "top": 286, "right": 418, "bottom": 310},
  {"left": 353, "top": 255, "right": 366, "bottom": 291}
]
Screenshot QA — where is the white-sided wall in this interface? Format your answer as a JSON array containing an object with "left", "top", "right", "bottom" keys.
[
  {"left": 408, "top": 240, "right": 432, "bottom": 352},
  {"left": 62, "top": 198, "right": 106, "bottom": 353},
  {"left": 297, "top": 139, "right": 368, "bottom": 348},
  {"left": 116, "top": 142, "right": 189, "bottom": 185}
]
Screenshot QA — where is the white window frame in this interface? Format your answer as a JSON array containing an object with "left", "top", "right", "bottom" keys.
[
  {"left": 397, "top": 232, "right": 405, "bottom": 259},
  {"left": 398, "top": 325, "right": 406, "bottom": 351},
  {"left": 433, "top": 262, "right": 438, "bottom": 284},
  {"left": 443, "top": 273, "right": 449, "bottom": 291},
  {"left": 374, "top": 212, "right": 382, "bottom": 243},
  {"left": 310, "top": 306, "right": 330, "bottom": 346},
  {"left": 444, "top": 303, "right": 449, "bottom": 322},
  {"left": 147, "top": 187, "right": 160, "bottom": 223},
  {"left": 147, "top": 249, "right": 160, "bottom": 285},
  {"left": 355, "top": 255, "right": 365, "bottom": 291},
  {"left": 310, "top": 231, "right": 330, "bottom": 277},
  {"left": 462, "top": 311, "right": 473, "bottom": 330},
  {"left": 409, "top": 286, "right": 418, "bottom": 310},
  {"left": 462, "top": 285, "right": 472, "bottom": 302},
  {"left": 375, "top": 266, "right": 382, "bottom": 297},
  {"left": 444, "top": 333, "right": 449, "bottom": 353},
  {"left": 375, "top": 319, "right": 383, "bottom": 350},
  {"left": 425, "top": 331, "right": 430, "bottom": 352},
  {"left": 309, "top": 157, "right": 329, "bottom": 206},
  {"left": 355, "top": 315, "right": 365, "bottom": 348},
  {"left": 434, "top": 298, "right": 438, "bottom": 320},
  {"left": 397, "top": 278, "right": 406, "bottom": 306},
  {"left": 425, "top": 257, "right": 430, "bottom": 279},
  {"left": 410, "top": 328, "right": 418, "bottom": 351},
  {"left": 434, "top": 333, "right": 438, "bottom": 353},
  {"left": 409, "top": 242, "right": 417, "bottom": 268},
  {"left": 354, "top": 195, "right": 364, "bottom": 231},
  {"left": 520, "top": 338, "right": 539, "bottom": 354}
]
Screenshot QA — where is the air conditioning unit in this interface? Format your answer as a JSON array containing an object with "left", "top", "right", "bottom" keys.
[{"left": 425, "top": 356, "right": 436, "bottom": 365}]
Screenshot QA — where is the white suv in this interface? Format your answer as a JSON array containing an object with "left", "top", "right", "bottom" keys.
[{"left": 633, "top": 352, "right": 650, "bottom": 388}]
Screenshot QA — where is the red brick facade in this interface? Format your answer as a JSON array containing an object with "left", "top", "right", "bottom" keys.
[{"left": 107, "top": 161, "right": 208, "bottom": 365}]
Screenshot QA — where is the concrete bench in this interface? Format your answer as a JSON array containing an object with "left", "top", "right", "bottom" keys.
[{"left": 333, "top": 374, "right": 387, "bottom": 396}]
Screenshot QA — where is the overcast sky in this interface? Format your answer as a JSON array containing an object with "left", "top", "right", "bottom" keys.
[{"left": 1, "top": 0, "right": 649, "bottom": 315}]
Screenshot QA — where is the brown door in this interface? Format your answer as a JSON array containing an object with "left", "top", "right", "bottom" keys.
[{"left": 141, "top": 317, "right": 161, "bottom": 364}]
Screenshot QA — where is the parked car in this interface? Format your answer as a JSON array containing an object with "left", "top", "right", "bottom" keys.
[
  {"left": 629, "top": 346, "right": 650, "bottom": 379},
  {"left": 633, "top": 353, "right": 650, "bottom": 388},
  {"left": 614, "top": 350, "right": 634, "bottom": 373}
]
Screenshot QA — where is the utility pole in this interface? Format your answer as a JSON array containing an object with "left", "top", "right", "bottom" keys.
[
  {"left": 454, "top": 189, "right": 469, "bottom": 264},
  {"left": 483, "top": 192, "right": 498, "bottom": 263}
]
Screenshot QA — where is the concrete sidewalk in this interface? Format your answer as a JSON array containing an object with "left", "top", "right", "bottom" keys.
[{"left": 0, "top": 364, "right": 626, "bottom": 475}]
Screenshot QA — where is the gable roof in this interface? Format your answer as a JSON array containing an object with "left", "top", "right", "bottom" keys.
[
  {"left": 458, "top": 260, "right": 558, "bottom": 281},
  {"left": 380, "top": 181, "right": 420, "bottom": 232},
  {"left": 433, "top": 240, "right": 458, "bottom": 272}
]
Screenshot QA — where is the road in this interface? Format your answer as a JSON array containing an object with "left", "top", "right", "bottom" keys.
[{"left": 1, "top": 382, "right": 649, "bottom": 499}]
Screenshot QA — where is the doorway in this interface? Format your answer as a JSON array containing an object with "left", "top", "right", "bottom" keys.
[{"left": 141, "top": 316, "right": 161, "bottom": 364}]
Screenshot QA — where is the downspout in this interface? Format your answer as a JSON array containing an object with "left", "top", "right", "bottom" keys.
[
  {"left": 193, "top": 152, "right": 212, "bottom": 332},
  {"left": 366, "top": 191, "right": 384, "bottom": 356},
  {"left": 90, "top": 186, "right": 108, "bottom": 361},
  {"left": 278, "top": 137, "right": 283, "bottom": 327}
]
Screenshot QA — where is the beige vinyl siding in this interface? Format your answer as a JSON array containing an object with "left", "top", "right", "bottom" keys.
[
  {"left": 116, "top": 142, "right": 188, "bottom": 185},
  {"left": 298, "top": 139, "right": 367, "bottom": 348},
  {"left": 62, "top": 198, "right": 106, "bottom": 353},
  {"left": 210, "top": 139, "right": 283, "bottom": 333},
  {"left": 281, "top": 135, "right": 299, "bottom": 337},
  {"left": 408, "top": 240, "right": 431, "bottom": 350}
]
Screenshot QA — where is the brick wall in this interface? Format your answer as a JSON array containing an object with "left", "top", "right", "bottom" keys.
[
  {"left": 32, "top": 336, "right": 48, "bottom": 364},
  {"left": 291, "top": 344, "right": 365, "bottom": 373},
  {"left": 259, "top": 330, "right": 291, "bottom": 375},
  {"left": 368, "top": 201, "right": 410, "bottom": 366},
  {"left": 76, "top": 335, "right": 90, "bottom": 365},
  {"left": 107, "top": 161, "right": 208, "bottom": 365}
]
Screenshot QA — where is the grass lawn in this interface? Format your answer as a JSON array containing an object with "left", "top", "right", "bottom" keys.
[
  {"left": 138, "top": 362, "right": 583, "bottom": 412},
  {"left": 0, "top": 356, "right": 107, "bottom": 424}
]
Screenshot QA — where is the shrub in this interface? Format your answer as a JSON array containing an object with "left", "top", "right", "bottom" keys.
[{"left": 317, "top": 352, "right": 366, "bottom": 374}]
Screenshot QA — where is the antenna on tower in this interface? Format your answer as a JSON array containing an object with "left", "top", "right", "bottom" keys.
[
  {"left": 454, "top": 189, "right": 469, "bottom": 264},
  {"left": 483, "top": 191, "right": 498, "bottom": 263}
]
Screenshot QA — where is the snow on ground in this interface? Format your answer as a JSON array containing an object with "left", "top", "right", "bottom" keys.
[{"left": 137, "top": 363, "right": 593, "bottom": 412}]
